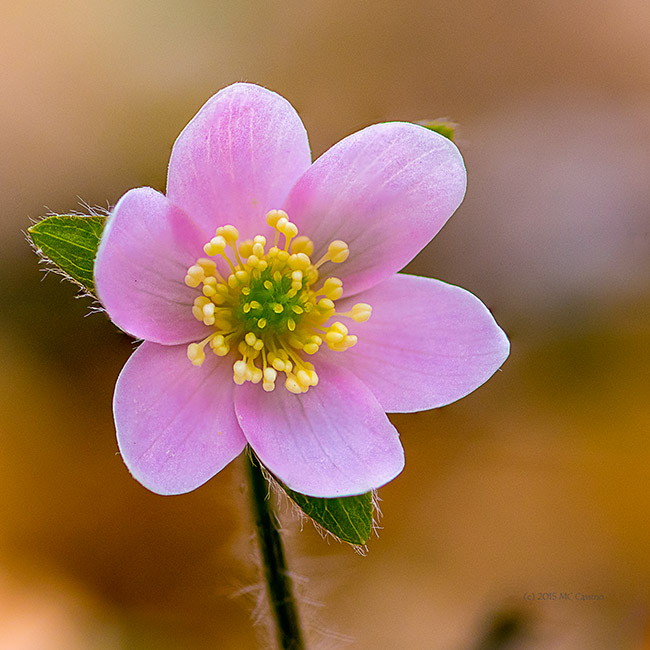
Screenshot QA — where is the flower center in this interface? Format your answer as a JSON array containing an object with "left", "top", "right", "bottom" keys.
[{"left": 184, "top": 210, "right": 371, "bottom": 394}]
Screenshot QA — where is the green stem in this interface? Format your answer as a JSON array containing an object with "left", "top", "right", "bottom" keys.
[{"left": 246, "top": 451, "right": 306, "bottom": 650}]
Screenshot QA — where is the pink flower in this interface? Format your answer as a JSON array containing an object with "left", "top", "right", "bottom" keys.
[{"left": 94, "top": 83, "right": 509, "bottom": 498}]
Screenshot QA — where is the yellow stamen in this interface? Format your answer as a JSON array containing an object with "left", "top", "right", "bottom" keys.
[{"left": 183, "top": 211, "right": 370, "bottom": 393}]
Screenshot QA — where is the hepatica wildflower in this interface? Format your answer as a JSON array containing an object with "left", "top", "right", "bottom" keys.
[{"left": 94, "top": 83, "right": 509, "bottom": 498}]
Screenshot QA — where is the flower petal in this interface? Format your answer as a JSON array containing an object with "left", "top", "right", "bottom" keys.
[
  {"left": 234, "top": 362, "right": 404, "bottom": 497},
  {"left": 114, "top": 342, "right": 247, "bottom": 495},
  {"left": 167, "top": 83, "right": 312, "bottom": 239},
  {"left": 95, "top": 187, "right": 209, "bottom": 344},
  {"left": 327, "top": 274, "right": 510, "bottom": 413},
  {"left": 283, "top": 122, "right": 466, "bottom": 296}
]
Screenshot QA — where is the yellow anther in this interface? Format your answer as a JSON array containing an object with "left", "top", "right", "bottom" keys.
[
  {"left": 288, "top": 253, "right": 311, "bottom": 271},
  {"left": 326, "top": 330, "right": 345, "bottom": 345},
  {"left": 273, "top": 303, "right": 284, "bottom": 314},
  {"left": 276, "top": 216, "right": 289, "bottom": 232},
  {"left": 257, "top": 318, "right": 267, "bottom": 329},
  {"left": 187, "top": 343, "right": 206, "bottom": 366},
  {"left": 235, "top": 270, "right": 250, "bottom": 284},
  {"left": 218, "top": 225, "right": 239, "bottom": 244},
  {"left": 290, "top": 236, "right": 314, "bottom": 256},
  {"left": 350, "top": 303, "right": 372, "bottom": 322},
  {"left": 202, "top": 276, "right": 218, "bottom": 297},
  {"left": 252, "top": 238, "right": 266, "bottom": 257},
  {"left": 245, "top": 332, "right": 257, "bottom": 347},
  {"left": 291, "top": 305, "right": 304, "bottom": 314},
  {"left": 317, "top": 298, "right": 335, "bottom": 312},
  {"left": 266, "top": 209, "right": 288, "bottom": 228},
  {"left": 295, "top": 369, "right": 312, "bottom": 387},
  {"left": 303, "top": 335, "right": 322, "bottom": 355},
  {"left": 185, "top": 265, "right": 205, "bottom": 288},
  {"left": 197, "top": 258, "right": 217, "bottom": 274},
  {"left": 271, "top": 356, "right": 286, "bottom": 371},
  {"left": 250, "top": 365, "right": 263, "bottom": 384},
  {"left": 239, "top": 239, "right": 254, "bottom": 257},
  {"left": 204, "top": 235, "right": 227, "bottom": 256},
  {"left": 285, "top": 376, "right": 303, "bottom": 394},
  {"left": 328, "top": 240, "right": 349, "bottom": 263},
  {"left": 233, "top": 360, "right": 247, "bottom": 384},
  {"left": 325, "top": 321, "right": 349, "bottom": 346},
  {"left": 262, "top": 367, "right": 277, "bottom": 392},
  {"left": 287, "top": 318, "right": 296, "bottom": 332},
  {"left": 282, "top": 222, "right": 298, "bottom": 249},
  {"left": 210, "top": 334, "right": 230, "bottom": 356},
  {"left": 321, "top": 277, "right": 343, "bottom": 300}
]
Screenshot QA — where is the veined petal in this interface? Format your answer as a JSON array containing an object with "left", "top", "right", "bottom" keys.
[
  {"left": 283, "top": 122, "right": 466, "bottom": 296},
  {"left": 234, "top": 362, "right": 404, "bottom": 498},
  {"left": 114, "top": 342, "right": 246, "bottom": 495},
  {"left": 95, "top": 187, "right": 208, "bottom": 344},
  {"left": 328, "top": 274, "right": 510, "bottom": 413},
  {"left": 167, "top": 83, "right": 312, "bottom": 239}
]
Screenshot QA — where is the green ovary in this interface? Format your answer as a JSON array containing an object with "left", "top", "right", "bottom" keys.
[{"left": 237, "top": 269, "right": 310, "bottom": 336}]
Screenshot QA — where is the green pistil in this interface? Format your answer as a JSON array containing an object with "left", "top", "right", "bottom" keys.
[{"left": 238, "top": 268, "right": 307, "bottom": 335}]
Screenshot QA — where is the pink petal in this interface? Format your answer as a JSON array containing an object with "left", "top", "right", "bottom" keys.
[
  {"left": 327, "top": 274, "right": 510, "bottom": 413},
  {"left": 114, "top": 342, "right": 247, "bottom": 495},
  {"left": 234, "top": 362, "right": 404, "bottom": 497},
  {"left": 95, "top": 187, "right": 209, "bottom": 344},
  {"left": 167, "top": 83, "right": 312, "bottom": 239},
  {"left": 283, "top": 122, "right": 466, "bottom": 296}
]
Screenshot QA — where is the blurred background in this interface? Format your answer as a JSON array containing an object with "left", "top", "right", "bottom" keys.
[{"left": 2, "top": 0, "right": 650, "bottom": 648}]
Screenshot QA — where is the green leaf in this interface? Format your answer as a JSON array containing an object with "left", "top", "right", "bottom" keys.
[
  {"left": 419, "top": 119, "right": 456, "bottom": 141},
  {"left": 28, "top": 215, "right": 106, "bottom": 294},
  {"left": 279, "top": 481, "right": 373, "bottom": 545}
]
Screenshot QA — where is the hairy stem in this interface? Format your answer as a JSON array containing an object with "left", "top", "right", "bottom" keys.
[{"left": 247, "top": 451, "right": 306, "bottom": 650}]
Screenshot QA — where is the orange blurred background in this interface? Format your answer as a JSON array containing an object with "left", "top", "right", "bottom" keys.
[{"left": 2, "top": 1, "right": 650, "bottom": 648}]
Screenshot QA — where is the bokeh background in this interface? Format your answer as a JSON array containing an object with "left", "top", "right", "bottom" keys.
[{"left": 2, "top": 1, "right": 650, "bottom": 648}]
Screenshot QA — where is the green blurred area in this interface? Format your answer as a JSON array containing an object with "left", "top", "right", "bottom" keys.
[{"left": 2, "top": 1, "right": 650, "bottom": 648}]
